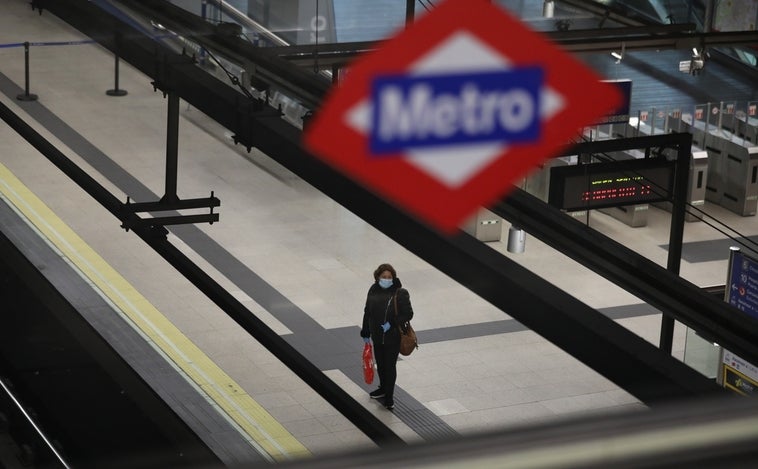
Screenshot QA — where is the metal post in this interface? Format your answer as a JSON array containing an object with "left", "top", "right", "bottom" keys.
[
  {"left": 162, "top": 92, "right": 180, "bottom": 203},
  {"left": 405, "top": 0, "right": 415, "bottom": 27},
  {"left": 106, "top": 56, "right": 128, "bottom": 97},
  {"left": 16, "top": 42, "right": 38, "bottom": 102},
  {"left": 107, "top": 33, "right": 128, "bottom": 96},
  {"left": 718, "top": 101, "right": 724, "bottom": 133},
  {"left": 660, "top": 132, "right": 692, "bottom": 353}
]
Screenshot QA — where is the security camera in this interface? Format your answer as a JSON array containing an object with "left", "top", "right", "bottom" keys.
[{"left": 679, "top": 48, "right": 705, "bottom": 75}]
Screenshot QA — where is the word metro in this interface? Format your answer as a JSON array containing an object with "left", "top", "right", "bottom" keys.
[{"left": 370, "top": 67, "right": 543, "bottom": 154}]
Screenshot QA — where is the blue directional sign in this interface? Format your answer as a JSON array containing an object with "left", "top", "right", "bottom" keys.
[{"left": 726, "top": 247, "right": 758, "bottom": 320}]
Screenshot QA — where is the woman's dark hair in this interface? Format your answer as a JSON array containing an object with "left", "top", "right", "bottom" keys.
[{"left": 373, "top": 263, "right": 396, "bottom": 281}]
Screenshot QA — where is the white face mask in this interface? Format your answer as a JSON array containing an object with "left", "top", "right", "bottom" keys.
[{"left": 378, "top": 278, "right": 393, "bottom": 289}]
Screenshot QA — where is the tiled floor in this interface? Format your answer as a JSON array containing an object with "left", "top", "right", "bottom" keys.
[{"left": 1, "top": 0, "right": 757, "bottom": 464}]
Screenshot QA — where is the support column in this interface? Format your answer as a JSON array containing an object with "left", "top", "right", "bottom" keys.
[
  {"left": 660, "top": 132, "right": 692, "bottom": 353},
  {"left": 16, "top": 42, "right": 38, "bottom": 102},
  {"left": 163, "top": 92, "right": 180, "bottom": 203},
  {"left": 106, "top": 32, "right": 128, "bottom": 97}
]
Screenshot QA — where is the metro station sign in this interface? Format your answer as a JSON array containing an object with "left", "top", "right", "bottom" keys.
[{"left": 304, "top": 0, "right": 622, "bottom": 233}]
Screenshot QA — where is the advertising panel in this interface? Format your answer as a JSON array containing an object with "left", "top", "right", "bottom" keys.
[{"left": 722, "top": 349, "right": 758, "bottom": 396}]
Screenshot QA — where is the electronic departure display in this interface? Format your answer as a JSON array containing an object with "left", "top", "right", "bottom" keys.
[{"left": 548, "top": 158, "right": 675, "bottom": 212}]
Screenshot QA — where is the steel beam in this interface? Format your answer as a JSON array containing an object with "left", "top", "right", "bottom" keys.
[
  {"left": 163, "top": 91, "right": 179, "bottom": 203},
  {"left": 125, "top": 195, "right": 220, "bottom": 212}
]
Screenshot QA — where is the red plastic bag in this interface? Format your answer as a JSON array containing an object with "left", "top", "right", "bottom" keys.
[{"left": 363, "top": 343, "right": 375, "bottom": 384}]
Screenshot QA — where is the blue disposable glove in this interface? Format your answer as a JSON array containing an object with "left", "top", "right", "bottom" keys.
[
  {"left": 381, "top": 322, "right": 390, "bottom": 332},
  {"left": 363, "top": 337, "right": 371, "bottom": 344}
]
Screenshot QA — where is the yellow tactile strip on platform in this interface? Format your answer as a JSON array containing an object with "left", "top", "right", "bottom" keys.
[{"left": 0, "top": 162, "right": 310, "bottom": 462}]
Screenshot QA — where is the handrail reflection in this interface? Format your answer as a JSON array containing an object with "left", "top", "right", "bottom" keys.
[
  {"left": 211, "top": 0, "right": 288, "bottom": 47},
  {"left": 0, "top": 376, "right": 70, "bottom": 468}
]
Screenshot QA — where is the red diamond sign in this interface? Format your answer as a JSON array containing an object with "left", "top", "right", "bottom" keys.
[{"left": 303, "top": 0, "right": 622, "bottom": 233}]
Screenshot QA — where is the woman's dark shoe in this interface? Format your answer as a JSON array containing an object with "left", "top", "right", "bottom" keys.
[
  {"left": 384, "top": 398, "right": 394, "bottom": 410},
  {"left": 369, "top": 388, "right": 385, "bottom": 399}
]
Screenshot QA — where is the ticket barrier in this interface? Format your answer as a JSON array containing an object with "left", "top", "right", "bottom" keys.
[
  {"left": 654, "top": 150, "right": 708, "bottom": 222},
  {"left": 666, "top": 114, "right": 717, "bottom": 151},
  {"left": 668, "top": 116, "right": 729, "bottom": 212},
  {"left": 679, "top": 119, "right": 711, "bottom": 151},
  {"left": 673, "top": 110, "right": 758, "bottom": 216},
  {"left": 694, "top": 127, "right": 758, "bottom": 217},
  {"left": 623, "top": 121, "right": 665, "bottom": 138},
  {"left": 623, "top": 109, "right": 685, "bottom": 138},
  {"left": 621, "top": 116, "right": 710, "bottom": 222},
  {"left": 736, "top": 116, "right": 758, "bottom": 144},
  {"left": 631, "top": 111, "right": 756, "bottom": 217},
  {"left": 718, "top": 142, "right": 758, "bottom": 216}
]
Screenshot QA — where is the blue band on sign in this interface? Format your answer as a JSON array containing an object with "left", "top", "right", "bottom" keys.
[{"left": 370, "top": 67, "right": 543, "bottom": 155}]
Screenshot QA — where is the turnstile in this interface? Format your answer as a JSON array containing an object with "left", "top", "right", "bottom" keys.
[
  {"left": 610, "top": 119, "right": 711, "bottom": 222},
  {"left": 736, "top": 115, "right": 758, "bottom": 144},
  {"left": 698, "top": 129, "right": 758, "bottom": 216},
  {"left": 671, "top": 114, "right": 758, "bottom": 216},
  {"left": 623, "top": 120, "right": 665, "bottom": 138},
  {"left": 720, "top": 144, "right": 758, "bottom": 216},
  {"left": 655, "top": 150, "right": 709, "bottom": 222}
]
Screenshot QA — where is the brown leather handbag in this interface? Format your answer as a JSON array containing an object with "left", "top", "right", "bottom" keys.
[{"left": 394, "top": 291, "right": 418, "bottom": 356}]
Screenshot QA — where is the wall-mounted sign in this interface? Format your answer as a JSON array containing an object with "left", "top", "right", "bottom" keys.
[
  {"left": 725, "top": 247, "right": 758, "bottom": 320},
  {"left": 548, "top": 157, "right": 675, "bottom": 212},
  {"left": 722, "top": 349, "right": 758, "bottom": 396}
]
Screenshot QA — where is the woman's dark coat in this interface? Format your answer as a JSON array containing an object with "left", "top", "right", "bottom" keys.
[{"left": 360, "top": 278, "right": 413, "bottom": 344}]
